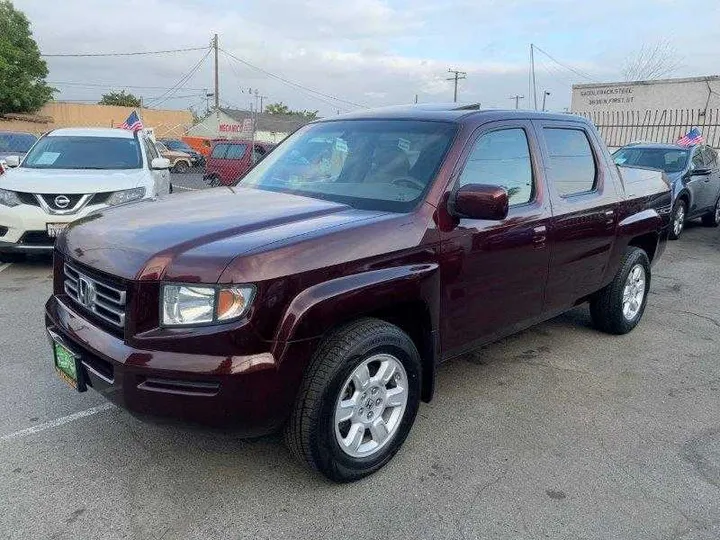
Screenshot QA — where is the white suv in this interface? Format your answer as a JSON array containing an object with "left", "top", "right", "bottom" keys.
[{"left": 0, "top": 127, "right": 171, "bottom": 261}]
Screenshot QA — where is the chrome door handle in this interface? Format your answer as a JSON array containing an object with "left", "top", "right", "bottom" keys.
[{"left": 533, "top": 225, "right": 547, "bottom": 245}]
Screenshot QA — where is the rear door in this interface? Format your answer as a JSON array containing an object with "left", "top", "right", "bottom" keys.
[
  {"left": 534, "top": 120, "right": 618, "bottom": 312},
  {"left": 440, "top": 120, "right": 552, "bottom": 355}
]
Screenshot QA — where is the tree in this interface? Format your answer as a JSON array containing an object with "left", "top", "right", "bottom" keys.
[
  {"left": 265, "top": 101, "right": 319, "bottom": 120},
  {"left": 99, "top": 90, "right": 142, "bottom": 108},
  {"left": 0, "top": 1, "right": 54, "bottom": 115},
  {"left": 622, "top": 41, "right": 681, "bottom": 82}
]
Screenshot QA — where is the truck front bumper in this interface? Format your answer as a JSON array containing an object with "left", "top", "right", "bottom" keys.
[{"left": 44, "top": 295, "right": 316, "bottom": 433}]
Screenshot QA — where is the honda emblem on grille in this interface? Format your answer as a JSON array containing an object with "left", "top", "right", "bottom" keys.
[
  {"left": 54, "top": 195, "right": 71, "bottom": 209},
  {"left": 77, "top": 277, "right": 97, "bottom": 309}
]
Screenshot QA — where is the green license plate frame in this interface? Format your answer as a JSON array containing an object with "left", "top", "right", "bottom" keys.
[{"left": 52, "top": 337, "right": 87, "bottom": 393}]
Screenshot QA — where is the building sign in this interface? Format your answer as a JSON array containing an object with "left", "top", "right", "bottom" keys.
[
  {"left": 218, "top": 119, "right": 254, "bottom": 135},
  {"left": 578, "top": 86, "right": 634, "bottom": 107}
]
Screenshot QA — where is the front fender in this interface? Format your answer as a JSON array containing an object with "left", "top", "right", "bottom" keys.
[{"left": 273, "top": 263, "right": 440, "bottom": 344}]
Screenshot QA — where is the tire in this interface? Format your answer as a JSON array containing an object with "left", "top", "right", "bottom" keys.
[
  {"left": 169, "top": 183, "right": 174, "bottom": 194},
  {"left": 172, "top": 161, "right": 189, "bottom": 174},
  {"left": 701, "top": 196, "right": 720, "bottom": 227},
  {"left": 590, "top": 247, "right": 651, "bottom": 335},
  {"left": 0, "top": 252, "right": 26, "bottom": 263},
  {"left": 285, "top": 318, "right": 422, "bottom": 483},
  {"left": 669, "top": 199, "right": 686, "bottom": 240}
]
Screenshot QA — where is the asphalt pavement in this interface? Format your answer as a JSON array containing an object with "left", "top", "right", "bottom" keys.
[{"left": 1, "top": 209, "right": 719, "bottom": 539}]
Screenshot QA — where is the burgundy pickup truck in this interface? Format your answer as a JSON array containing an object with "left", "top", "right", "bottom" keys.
[{"left": 45, "top": 105, "right": 671, "bottom": 482}]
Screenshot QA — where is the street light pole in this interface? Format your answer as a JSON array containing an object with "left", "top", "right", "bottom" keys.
[{"left": 542, "top": 91, "right": 551, "bottom": 111}]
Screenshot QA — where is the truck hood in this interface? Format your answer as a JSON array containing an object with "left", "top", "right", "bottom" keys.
[
  {"left": 58, "top": 187, "right": 389, "bottom": 282},
  {"left": 0, "top": 167, "right": 149, "bottom": 194}
]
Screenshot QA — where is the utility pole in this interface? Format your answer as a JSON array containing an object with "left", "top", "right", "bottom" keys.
[
  {"left": 542, "top": 91, "right": 551, "bottom": 111},
  {"left": 414, "top": 94, "right": 418, "bottom": 104},
  {"left": 213, "top": 34, "right": 219, "bottom": 110},
  {"left": 530, "top": 44, "right": 537, "bottom": 110},
  {"left": 447, "top": 68, "right": 467, "bottom": 103},
  {"left": 510, "top": 95, "right": 524, "bottom": 109}
]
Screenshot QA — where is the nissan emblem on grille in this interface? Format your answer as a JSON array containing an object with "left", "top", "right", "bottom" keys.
[
  {"left": 54, "top": 195, "right": 70, "bottom": 209},
  {"left": 77, "top": 276, "right": 97, "bottom": 309}
]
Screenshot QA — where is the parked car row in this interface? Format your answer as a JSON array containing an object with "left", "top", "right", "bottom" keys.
[{"left": 613, "top": 142, "right": 720, "bottom": 239}]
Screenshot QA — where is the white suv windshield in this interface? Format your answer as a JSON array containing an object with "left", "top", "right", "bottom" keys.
[
  {"left": 22, "top": 136, "right": 142, "bottom": 170},
  {"left": 240, "top": 120, "right": 457, "bottom": 212}
]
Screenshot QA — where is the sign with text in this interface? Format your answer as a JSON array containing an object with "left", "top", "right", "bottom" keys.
[{"left": 218, "top": 119, "right": 254, "bottom": 136}]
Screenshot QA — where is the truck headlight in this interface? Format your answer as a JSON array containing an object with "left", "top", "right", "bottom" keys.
[
  {"left": 106, "top": 187, "right": 146, "bottom": 206},
  {"left": 0, "top": 189, "right": 21, "bottom": 207},
  {"left": 161, "top": 285, "right": 255, "bottom": 326}
]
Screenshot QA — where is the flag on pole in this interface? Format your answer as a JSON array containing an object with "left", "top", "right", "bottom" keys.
[
  {"left": 119, "top": 110, "right": 144, "bottom": 131},
  {"left": 677, "top": 127, "right": 704, "bottom": 147}
]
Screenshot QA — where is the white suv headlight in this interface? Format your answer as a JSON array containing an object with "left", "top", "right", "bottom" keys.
[
  {"left": 106, "top": 187, "right": 146, "bottom": 206},
  {"left": 161, "top": 285, "right": 255, "bottom": 326},
  {"left": 0, "top": 189, "right": 21, "bottom": 207}
]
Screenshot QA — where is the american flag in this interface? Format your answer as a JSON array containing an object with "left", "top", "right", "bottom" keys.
[
  {"left": 119, "top": 111, "right": 143, "bottom": 131},
  {"left": 677, "top": 127, "right": 704, "bottom": 147}
]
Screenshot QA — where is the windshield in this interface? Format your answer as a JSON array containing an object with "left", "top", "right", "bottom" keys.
[
  {"left": 164, "top": 140, "right": 193, "bottom": 152},
  {"left": 22, "top": 136, "right": 141, "bottom": 170},
  {"left": 613, "top": 147, "right": 689, "bottom": 173},
  {"left": 0, "top": 132, "right": 37, "bottom": 153},
  {"left": 240, "top": 120, "right": 457, "bottom": 212}
]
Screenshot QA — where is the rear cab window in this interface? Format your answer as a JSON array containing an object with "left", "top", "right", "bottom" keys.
[{"left": 543, "top": 128, "right": 597, "bottom": 196}]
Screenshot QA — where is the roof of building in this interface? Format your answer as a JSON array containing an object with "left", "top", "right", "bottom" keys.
[
  {"left": 48, "top": 127, "right": 135, "bottom": 138},
  {"left": 219, "top": 108, "right": 311, "bottom": 133},
  {"left": 573, "top": 75, "right": 720, "bottom": 90}
]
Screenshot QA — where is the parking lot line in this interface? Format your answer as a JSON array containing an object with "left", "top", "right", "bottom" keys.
[
  {"left": 0, "top": 403, "right": 114, "bottom": 442},
  {"left": 173, "top": 185, "right": 197, "bottom": 191},
  {"left": 0, "top": 263, "right": 12, "bottom": 273}
]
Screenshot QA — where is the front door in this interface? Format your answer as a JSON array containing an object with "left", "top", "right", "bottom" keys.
[
  {"left": 440, "top": 121, "right": 552, "bottom": 356},
  {"left": 534, "top": 120, "right": 618, "bottom": 313}
]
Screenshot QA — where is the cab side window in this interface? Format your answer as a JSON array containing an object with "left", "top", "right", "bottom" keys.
[
  {"left": 459, "top": 128, "right": 534, "bottom": 206},
  {"left": 543, "top": 128, "right": 596, "bottom": 196}
]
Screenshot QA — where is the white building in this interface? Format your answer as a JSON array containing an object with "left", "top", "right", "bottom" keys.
[{"left": 186, "top": 108, "right": 311, "bottom": 144}]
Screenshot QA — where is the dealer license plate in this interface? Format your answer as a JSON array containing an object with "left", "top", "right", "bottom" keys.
[{"left": 52, "top": 339, "right": 86, "bottom": 392}]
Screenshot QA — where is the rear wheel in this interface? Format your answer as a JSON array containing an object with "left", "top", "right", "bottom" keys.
[
  {"left": 701, "top": 196, "right": 720, "bottom": 227},
  {"left": 669, "top": 199, "right": 686, "bottom": 240},
  {"left": 590, "top": 247, "right": 651, "bottom": 335},
  {"left": 285, "top": 318, "right": 421, "bottom": 482}
]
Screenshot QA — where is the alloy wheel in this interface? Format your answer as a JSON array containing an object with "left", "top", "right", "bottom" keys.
[
  {"left": 673, "top": 205, "right": 685, "bottom": 236},
  {"left": 334, "top": 354, "right": 408, "bottom": 458},
  {"left": 622, "top": 264, "right": 646, "bottom": 321}
]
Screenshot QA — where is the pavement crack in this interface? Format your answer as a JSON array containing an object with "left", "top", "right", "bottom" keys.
[{"left": 669, "top": 310, "right": 720, "bottom": 329}]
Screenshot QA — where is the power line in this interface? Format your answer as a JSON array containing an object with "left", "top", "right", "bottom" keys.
[
  {"left": 42, "top": 46, "right": 209, "bottom": 58},
  {"left": 532, "top": 45, "right": 599, "bottom": 83},
  {"left": 144, "top": 49, "right": 211, "bottom": 108},
  {"left": 219, "top": 48, "right": 366, "bottom": 109},
  {"left": 48, "top": 81, "right": 206, "bottom": 91}
]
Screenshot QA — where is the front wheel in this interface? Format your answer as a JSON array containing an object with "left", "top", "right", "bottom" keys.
[
  {"left": 590, "top": 247, "right": 651, "bottom": 335},
  {"left": 172, "top": 161, "right": 189, "bottom": 174},
  {"left": 285, "top": 318, "right": 421, "bottom": 482},
  {"left": 669, "top": 199, "right": 686, "bottom": 240},
  {"left": 701, "top": 196, "right": 720, "bottom": 227}
]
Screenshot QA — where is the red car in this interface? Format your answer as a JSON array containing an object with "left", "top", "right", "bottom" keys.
[
  {"left": 203, "top": 139, "right": 272, "bottom": 186},
  {"left": 46, "top": 106, "right": 671, "bottom": 482}
]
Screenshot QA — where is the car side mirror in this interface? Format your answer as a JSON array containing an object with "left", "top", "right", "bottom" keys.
[
  {"left": 692, "top": 167, "right": 711, "bottom": 176},
  {"left": 151, "top": 157, "right": 171, "bottom": 170},
  {"left": 449, "top": 184, "right": 509, "bottom": 221},
  {"left": 4, "top": 155, "right": 20, "bottom": 168}
]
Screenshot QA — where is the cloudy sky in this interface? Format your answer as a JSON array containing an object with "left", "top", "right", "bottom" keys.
[{"left": 12, "top": 0, "right": 720, "bottom": 116}]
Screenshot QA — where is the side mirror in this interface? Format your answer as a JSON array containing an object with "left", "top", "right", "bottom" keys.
[
  {"left": 5, "top": 155, "right": 20, "bottom": 168},
  {"left": 692, "top": 167, "right": 712, "bottom": 176},
  {"left": 151, "top": 157, "right": 171, "bottom": 170},
  {"left": 449, "top": 184, "right": 509, "bottom": 221}
]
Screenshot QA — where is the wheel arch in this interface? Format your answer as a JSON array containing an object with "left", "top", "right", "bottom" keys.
[{"left": 273, "top": 264, "right": 441, "bottom": 403}]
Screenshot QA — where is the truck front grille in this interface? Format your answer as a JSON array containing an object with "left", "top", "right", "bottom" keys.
[{"left": 64, "top": 264, "right": 126, "bottom": 328}]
